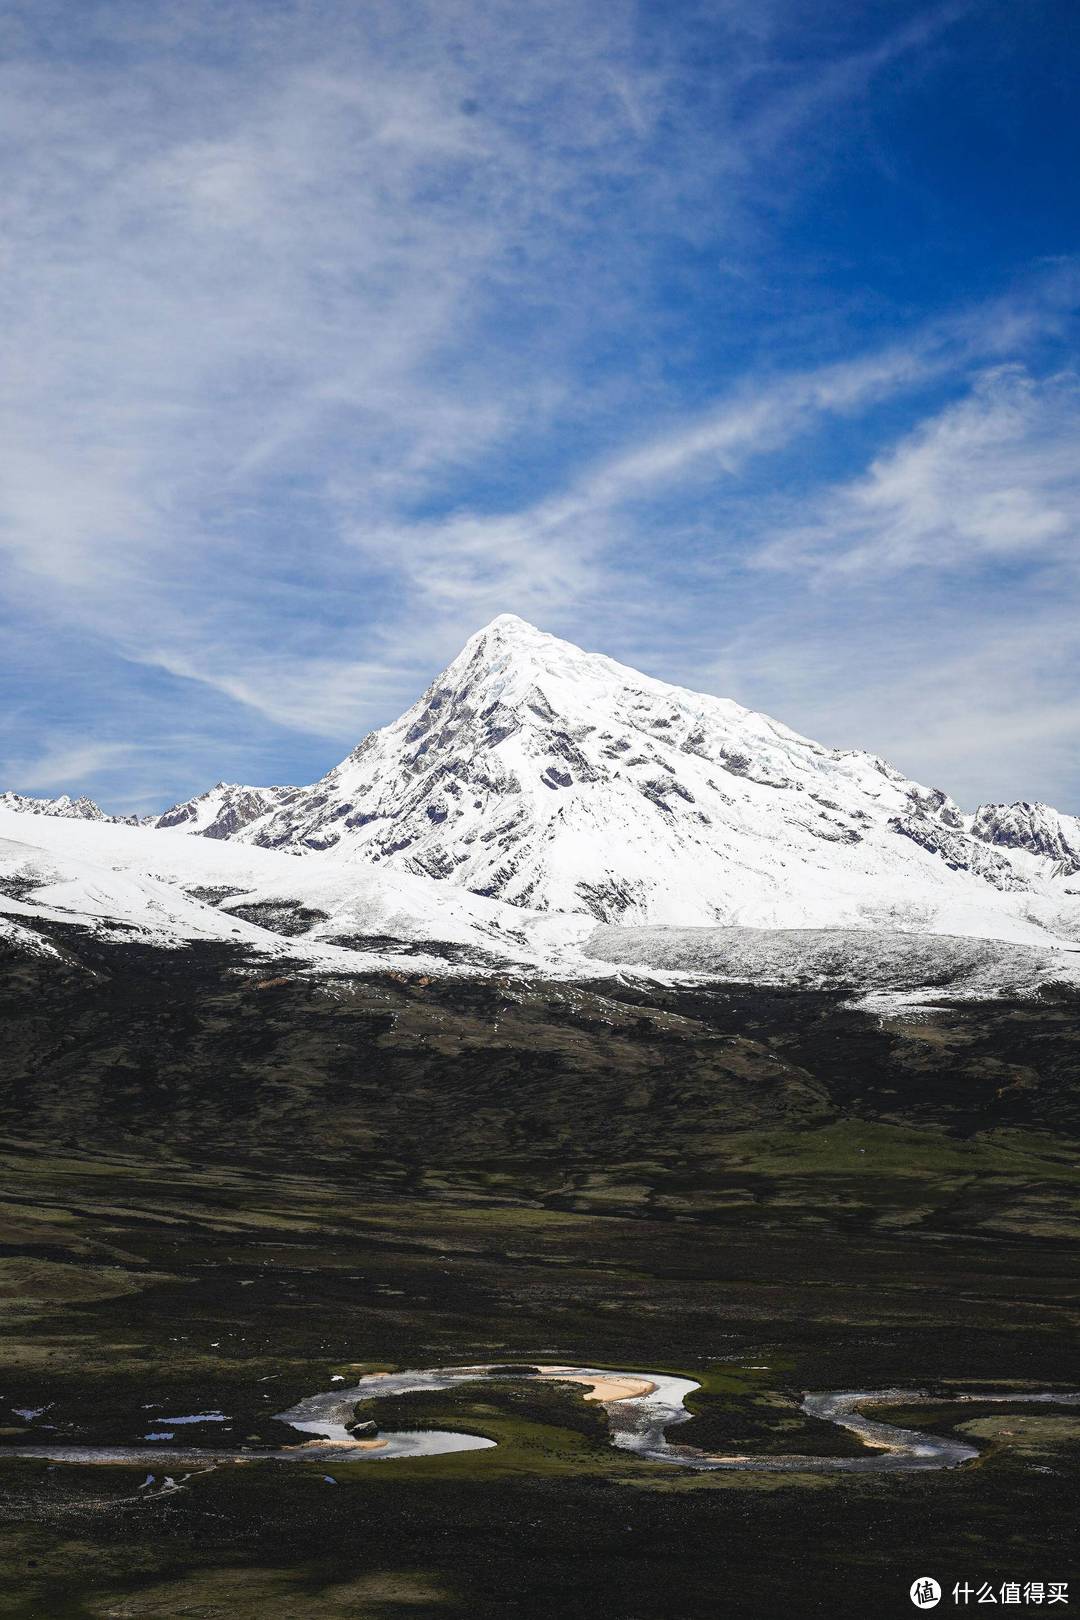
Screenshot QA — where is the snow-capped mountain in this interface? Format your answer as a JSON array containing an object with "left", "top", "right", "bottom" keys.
[
  {"left": 0, "top": 791, "right": 142, "bottom": 826},
  {"left": 3, "top": 615, "right": 1079, "bottom": 993},
  {"left": 153, "top": 782, "right": 295, "bottom": 840},
  {"left": 0, "top": 784, "right": 294, "bottom": 843},
  {"left": 202, "top": 614, "right": 1078, "bottom": 943}
]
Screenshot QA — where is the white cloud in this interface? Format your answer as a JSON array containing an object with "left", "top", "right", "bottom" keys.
[
  {"left": 5, "top": 741, "right": 139, "bottom": 794},
  {"left": 690, "top": 364, "right": 1080, "bottom": 808},
  {"left": 350, "top": 287, "right": 1077, "bottom": 664},
  {"left": 143, "top": 647, "right": 416, "bottom": 740},
  {"left": 756, "top": 366, "right": 1080, "bottom": 577},
  {"left": 346, "top": 342, "right": 942, "bottom": 658},
  {"left": 0, "top": 1, "right": 701, "bottom": 752},
  {"left": 0, "top": 0, "right": 984, "bottom": 744}
]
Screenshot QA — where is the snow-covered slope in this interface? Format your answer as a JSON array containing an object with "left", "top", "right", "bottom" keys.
[
  {"left": 0, "top": 809, "right": 587, "bottom": 974},
  {"left": 2, "top": 804, "right": 1079, "bottom": 1000},
  {"left": 584, "top": 924, "right": 1080, "bottom": 1005},
  {"left": 0, "top": 826, "right": 274, "bottom": 952},
  {"left": 211, "top": 615, "right": 1079, "bottom": 948},
  {"left": 0, "top": 791, "right": 142, "bottom": 826}
]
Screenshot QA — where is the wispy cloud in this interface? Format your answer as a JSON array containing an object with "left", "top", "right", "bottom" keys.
[
  {"left": 3, "top": 741, "right": 140, "bottom": 795},
  {"left": 348, "top": 344, "right": 938, "bottom": 643},
  {"left": 706, "top": 599, "right": 1080, "bottom": 813},
  {"left": 694, "top": 360, "right": 1080, "bottom": 808},
  {"left": 755, "top": 365, "right": 1080, "bottom": 578},
  {"left": 1, "top": 0, "right": 1077, "bottom": 811},
  {"left": 0, "top": 0, "right": 979, "bottom": 730},
  {"left": 1, "top": 0, "right": 678, "bottom": 711},
  {"left": 355, "top": 272, "right": 1078, "bottom": 653}
]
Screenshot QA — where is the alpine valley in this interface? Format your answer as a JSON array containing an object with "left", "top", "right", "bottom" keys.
[{"left": 3, "top": 618, "right": 1080, "bottom": 1620}]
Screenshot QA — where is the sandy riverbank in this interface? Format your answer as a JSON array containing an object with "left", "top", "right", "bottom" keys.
[{"left": 537, "top": 1367, "right": 657, "bottom": 1403}]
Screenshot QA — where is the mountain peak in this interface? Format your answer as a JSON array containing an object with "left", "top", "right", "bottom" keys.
[
  {"left": 972, "top": 799, "right": 1080, "bottom": 875},
  {"left": 153, "top": 781, "right": 296, "bottom": 840},
  {"left": 473, "top": 612, "right": 542, "bottom": 638},
  {"left": 456, "top": 612, "right": 566, "bottom": 670},
  {"left": 442, "top": 614, "right": 751, "bottom": 731}
]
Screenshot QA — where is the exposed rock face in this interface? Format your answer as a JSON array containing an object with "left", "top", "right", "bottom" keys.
[
  {"left": 153, "top": 783, "right": 297, "bottom": 840},
  {"left": 887, "top": 813, "right": 1027, "bottom": 891},
  {"left": 971, "top": 801, "right": 1080, "bottom": 877}
]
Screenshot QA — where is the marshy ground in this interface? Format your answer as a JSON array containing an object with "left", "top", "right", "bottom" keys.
[{"left": 0, "top": 934, "right": 1077, "bottom": 1616}]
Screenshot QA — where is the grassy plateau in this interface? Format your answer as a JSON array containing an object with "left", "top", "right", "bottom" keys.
[{"left": 0, "top": 929, "right": 1077, "bottom": 1617}]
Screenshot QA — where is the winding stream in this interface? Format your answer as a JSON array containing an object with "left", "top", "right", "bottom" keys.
[{"left": 6, "top": 1364, "right": 1078, "bottom": 1475}]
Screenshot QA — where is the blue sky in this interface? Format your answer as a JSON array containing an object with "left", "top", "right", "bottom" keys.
[{"left": 2, "top": 0, "right": 1078, "bottom": 813}]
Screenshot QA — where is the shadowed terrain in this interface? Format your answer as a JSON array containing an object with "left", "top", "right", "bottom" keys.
[{"left": 0, "top": 929, "right": 1077, "bottom": 1616}]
